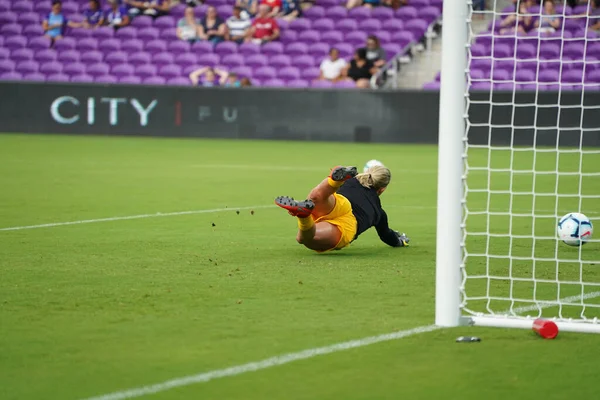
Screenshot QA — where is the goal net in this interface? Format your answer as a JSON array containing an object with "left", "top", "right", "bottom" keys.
[{"left": 436, "top": 0, "right": 600, "bottom": 333}]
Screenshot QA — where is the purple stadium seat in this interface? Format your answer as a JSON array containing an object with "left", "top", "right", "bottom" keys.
[
  {"left": 289, "top": 19, "right": 311, "bottom": 32},
  {"left": 71, "top": 28, "right": 93, "bottom": 39},
  {"left": 321, "top": 31, "right": 343, "bottom": 46},
  {"left": 278, "top": 66, "right": 300, "bottom": 80},
  {"left": 311, "top": 80, "right": 333, "bottom": 88},
  {"left": 492, "top": 69, "right": 511, "bottom": 81},
  {"left": 98, "top": 38, "right": 121, "bottom": 53},
  {"left": 0, "top": 71, "right": 22, "bottom": 81},
  {"left": 304, "top": 6, "right": 325, "bottom": 19},
  {"left": 1, "top": 24, "right": 22, "bottom": 36},
  {"left": 116, "top": 27, "right": 137, "bottom": 40},
  {"left": 61, "top": 2, "right": 79, "bottom": 14},
  {"left": 410, "top": 0, "right": 429, "bottom": 7},
  {"left": 299, "top": 30, "right": 321, "bottom": 44},
  {"left": 286, "top": 42, "right": 309, "bottom": 56},
  {"left": 4, "top": 36, "right": 28, "bottom": 51},
  {"left": 16, "top": 60, "right": 39, "bottom": 74},
  {"left": 335, "top": 80, "right": 357, "bottom": 89},
  {"left": 308, "top": 43, "right": 329, "bottom": 58},
  {"left": 336, "top": 18, "right": 358, "bottom": 33},
  {"left": 33, "top": 0, "right": 52, "bottom": 14},
  {"left": 23, "top": 72, "right": 45, "bottom": 82},
  {"left": 132, "top": 15, "right": 154, "bottom": 28},
  {"left": 301, "top": 67, "right": 320, "bottom": 80},
  {"left": 22, "top": 25, "right": 44, "bottom": 38},
  {"left": 312, "top": 18, "right": 335, "bottom": 31},
  {"left": 382, "top": 18, "right": 404, "bottom": 32},
  {"left": 404, "top": 19, "right": 429, "bottom": 41},
  {"left": 39, "top": 61, "right": 62, "bottom": 75},
  {"left": 382, "top": 43, "right": 402, "bottom": 60},
  {"left": 470, "top": 81, "right": 492, "bottom": 90},
  {"left": 470, "top": 43, "right": 489, "bottom": 57},
  {"left": 372, "top": 7, "right": 394, "bottom": 21},
  {"left": 153, "top": 53, "right": 175, "bottom": 64},
  {"left": 91, "top": 27, "right": 115, "bottom": 39},
  {"left": 160, "top": 64, "right": 182, "bottom": 79},
  {"left": 127, "top": 52, "right": 151, "bottom": 66},
  {"left": 217, "top": 4, "right": 232, "bottom": 18},
  {"left": 396, "top": 6, "right": 418, "bottom": 21},
  {"left": 326, "top": 6, "right": 347, "bottom": 20},
  {"left": 0, "top": 1, "right": 9, "bottom": 12},
  {"left": 563, "top": 43, "right": 585, "bottom": 59},
  {"left": 63, "top": 63, "right": 86, "bottom": 76},
  {"left": 270, "top": 54, "right": 292, "bottom": 68},
  {"left": 262, "top": 78, "right": 285, "bottom": 87},
  {"left": 514, "top": 69, "right": 535, "bottom": 84},
  {"left": 345, "top": 31, "right": 368, "bottom": 47},
  {"left": 419, "top": 6, "right": 441, "bottom": 23},
  {"left": 540, "top": 43, "right": 560, "bottom": 59},
  {"left": 214, "top": 41, "right": 238, "bottom": 56},
  {"left": 81, "top": 51, "right": 103, "bottom": 64},
  {"left": 198, "top": 53, "right": 220, "bottom": 67},
  {"left": 0, "top": 48, "right": 8, "bottom": 60},
  {"left": 587, "top": 69, "right": 600, "bottom": 82},
  {"left": 319, "top": 0, "right": 338, "bottom": 6},
  {"left": 538, "top": 69, "right": 559, "bottom": 83},
  {"left": 77, "top": 38, "right": 99, "bottom": 52},
  {"left": 516, "top": 43, "right": 536, "bottom": 59},
  {"left": 70, "top": 74, "right": 94, "bottom": 83},
  {"left": 167, "top": 76, "right": 191, "bottom": 86},
  {"left": 52, "top": 38, "right": 76, "bottom": 52},
  {"left": 231, "top": 66, "right": 253, "bottom": 78},
  {"left": 13, "top": 1, "right": 34, "bottom": 12},
  {"left": 144, "top": 76, "right": 166, "bottom": 85},
  {"left": 11, "top": 48, "right": 34, "bottom": 62},
  {"left": 176, "top": 53, "right": 198, "bottom": 68},
  {"left": 36, "top": 49, "right": 58, "bottom": 63},
  {"left": 293, "top": 55, "right": 316, "bottom": 68},
  {"left": 112, "top": 64, "right": 135, "bottom": 77},
  {"left": 47, "top": 73, "right": 70, "bottom": 82},
  {"left": 254, "top": 66, "right": 277, "bottom": 80},
  {"left": 333, "top": 43, "right": 353, "bottom": 58},
  {"left": 280, "top": 30, "right": 298, "bottom": 44},
  {"left": 146, "top": 40, "right": 168, "bottom": 54},
  {"left": 160, "top": 28, "right": 179, "bottom": 42},
  {"left": 192, "top": 41, "right": 214, "bottom": 54},
  {"left": 168, "top": 41, "right": 190, "bottom": 54},
  {"left": 562, "top": 69, "right": 584, "bottom": 83},
  {"left": 349, "top": 7, "right": 371, "bottom": 20},
  {"left": 471, "top": 68, "right": 488, "bottom": 80},
  {"left": 95, "top": 75, "right": 118, "bottom": 84},
  {"left": 246, "top": 54, "right": 268, "bottom": 68},
  {"left": 138, "top": 27, "right": 161, "bottom": 41},
  {"left": 86, "top": 63, "right": 110, "bottom": 78},
  {"left": 182, "top": 64, "right": 199, "bottom": 76},
  {"left": 105, "top": 51, "right": 128, "bottom": 65},
  {"left": 0, "top": 11, "right": 17, "bottom": 25},
  {"left": 262, "top": 42, "right": 285, "bottom": 55},
  {"left": 374, "top": 31, "right": 391, "bottom": 44},
  {"left": 287, "top": 79, "right": 309, "bottom": 88},
  {"left": 359, "top": 18, "right": 382, "bottom": 34},
  {"left": 222, "top": 54, "right": 245, "bottom": 68},
  {"left": 137, "top": 64, "right": 158, "bottom": 79},
  {"left": 155, "top": 15, "right": 176, "bottom": 29}
]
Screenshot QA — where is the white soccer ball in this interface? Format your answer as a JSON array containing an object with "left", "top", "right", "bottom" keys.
[
  {"left": 557, "top": 212, "right": 593, "bottom": 246},
  {"left": 363, "top": 159, "right": 384, "bottom": 173}
]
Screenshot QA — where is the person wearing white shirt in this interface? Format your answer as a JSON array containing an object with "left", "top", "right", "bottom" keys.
[{"left": 319, "top": 48, "right": 347, "bottom": 81}]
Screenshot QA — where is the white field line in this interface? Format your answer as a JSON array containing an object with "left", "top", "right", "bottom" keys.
[
  {"left": 510, "top": 291, "right": 600, "bottom": 314},
  {"left": 82, "top": 325, "right": 441, "bottom": 400},
  {"left": 0, "top": 205, "right": 273, "bottom": 232}
]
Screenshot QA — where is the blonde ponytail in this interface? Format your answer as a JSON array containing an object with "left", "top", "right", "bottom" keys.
[{"left": 356, "top": 165, "right": 391, "bottom": 190}]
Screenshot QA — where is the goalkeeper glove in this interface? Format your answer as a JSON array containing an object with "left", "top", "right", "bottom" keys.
[{"left": 394, "top": 231, "right": 410, "bottom": 247}]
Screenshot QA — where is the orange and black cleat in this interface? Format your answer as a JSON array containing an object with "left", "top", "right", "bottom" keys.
[
  {"left": 330, "top": 166, "right": 358, "bottom": 182},
  {"left": 275, "top": 196, "right": 315, "bottom": 218}
]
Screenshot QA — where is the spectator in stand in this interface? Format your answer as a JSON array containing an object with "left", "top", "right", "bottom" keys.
[
  {"left": 42, "top": 1, "right": 73, "bottom": 42},
  {"left": 198, "top": 6, "right": 226, "bottom": 44},
  {"left": 279, "top": 0, "right": 303, "bottom": 21},
  {"left": 125, "top": 0, "right": 170, "bottom": 18},
  {"left": 106, "top": 0, "right": 131, "bottom": 29},
  {"left": 246, "top": 5, "right": 280, "bottom": 44},
  {"left": 177, "top": 6, "right": 200, "bottom": 42},
  {"left": 237, "top": 0, "right": 259, "bottom": 19},
  {"left": 534, "top": 0, "right": 561, "bottom": 33},
  {"left": 342, "top": 48, "right": 375, "bottom": 88},
  {"left": 362, "top": 35, "right": 386, "bottom": 69},
  {"left": 499, "top": 2, "right": 532, "bottom": 34},
  {"left": 70, "top": 0, "right": 105, "bottom": 29},
  {"left": 586, "top": 0, "right": 600, "bottom": 31},
  {"left": 224, "top": 73, "right": 242, "bottom": 87},
  {"left": 261, "top": 0, "right": 282, "bottom": 17},
  {"left": 189, "top": 66, "right": 230, "bottom": 86},
  {"left": 383, "top": 0, "right": 407, "bottom": 10},
  {"left": 318, "top": 48, "right": 347, "bottom": 82},
  {"left": 240, "top": 77, "right": 253, "bottom": 86},
  {"left": 226, "top": 6, "right": 252, "bottom": 44},
  {"left": 346, "top": 0, "right": 380, "bottom": 10}
]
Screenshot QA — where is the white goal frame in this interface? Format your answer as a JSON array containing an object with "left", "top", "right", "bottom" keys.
[{"left": 434, "top": 0, "right": 600, "bottom": 334}]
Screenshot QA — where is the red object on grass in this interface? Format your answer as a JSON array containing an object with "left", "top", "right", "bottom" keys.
[{"left": 532, "top": 318, "right": 559, "bottom": 339}]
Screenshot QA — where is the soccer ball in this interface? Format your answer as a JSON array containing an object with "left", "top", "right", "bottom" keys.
[
  {"left": 363, "top": 159, "right": 384, "bottom": 173},
  {"left": 557, "top": 212, "right": 593, "bottom": 246}
]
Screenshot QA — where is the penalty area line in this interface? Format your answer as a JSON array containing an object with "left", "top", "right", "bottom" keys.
[{"left": 81, "top": 325, "right": 440, "bottom": 400}]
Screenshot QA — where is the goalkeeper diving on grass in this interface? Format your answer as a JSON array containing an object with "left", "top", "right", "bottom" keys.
[{"left": 275, "top": 165, "right": 410, "bottom": 252}]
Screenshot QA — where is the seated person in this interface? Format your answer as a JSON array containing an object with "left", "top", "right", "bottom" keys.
[
  {"left": 42, "top": 1, "right": 74, "bottom": 41},
  {"left": 346, "top": 0, "right": 380, "bottom": 10},
  {"left": 362, "top": 35, "right": 386, "bottom": 68},
  {"left": 70, "top": 0, "right": 104, "bottom": 29},
  {"left": 224, "top": 73, "right": 241, "bottom": 87},
  {"left": 342, "top": 48, "right": 375, "bottom": 88},
  {"left": 279, "top": 0, "right": 303, "bottom": 21},
  {"left": 534, "top": 0, "right": 561, "bottom": 33},
  {"left": 236, "top": 0, "right": 258, "bottom": 19},
  {"left": 105, "top": 0, "right": 131, "bottom": 29},
  {"left": 177, "top": 6, "right": 200, "bottom": 41},
  {"left": 318, "top": 48, "right": 347, "bottom": 81},
  {"left": 125, "top": 0, "right": 170, "bottom": 17},
  {"left": 240, "top": 77, "right": 253, "bottom": 86},
  {"left": 499, "top": 2, "right": 532, "bottom": 34},
  {"left": 198, "top": 6, "right": 226, "bottom": 44},
  {"left": 245, "top": 5, "right": 280, "bottom": 44},
  {"left": 189, "top": 67, "right": 230, "bottom": 87},
  {"left": 226, "top": 6, "right": 252, "bottom": 44},
  {"left": 261, "top": 0, "right": 282, "bottom": 17},
  {"left": 586, "top": 0, "right": 600, "bottom": 31}
]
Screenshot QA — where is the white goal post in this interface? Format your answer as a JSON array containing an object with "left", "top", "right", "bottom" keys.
[{"left": 435, "top": 0, "right": 600, "bottom": 333}]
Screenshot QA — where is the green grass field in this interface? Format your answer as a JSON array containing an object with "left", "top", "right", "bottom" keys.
[{"left": 1, "top": 134, "right": 599, "bottom": 400}]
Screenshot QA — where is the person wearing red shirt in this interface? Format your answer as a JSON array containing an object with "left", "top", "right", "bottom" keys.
[
  {"left": 260, "top": 0, "right": 281, "bottom": 17},
  {"left": 246, "top": 4, "right": 280, "bottom": 44}
]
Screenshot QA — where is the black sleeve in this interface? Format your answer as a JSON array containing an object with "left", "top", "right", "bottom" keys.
[{"left": 375, "top": 210, "right": 401, "bottom": 247}]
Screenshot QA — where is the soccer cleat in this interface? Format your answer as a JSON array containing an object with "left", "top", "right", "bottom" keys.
[
  {"left": 275, "top": 196, "right": 315, "bottom": 218},
  {"left": 330, "top": 166, "right": 358, "bottom": 182}
]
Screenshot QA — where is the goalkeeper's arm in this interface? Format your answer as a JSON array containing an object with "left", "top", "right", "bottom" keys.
[{"left": 375, "top": 210, "right": 410, "bottom": 247}]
